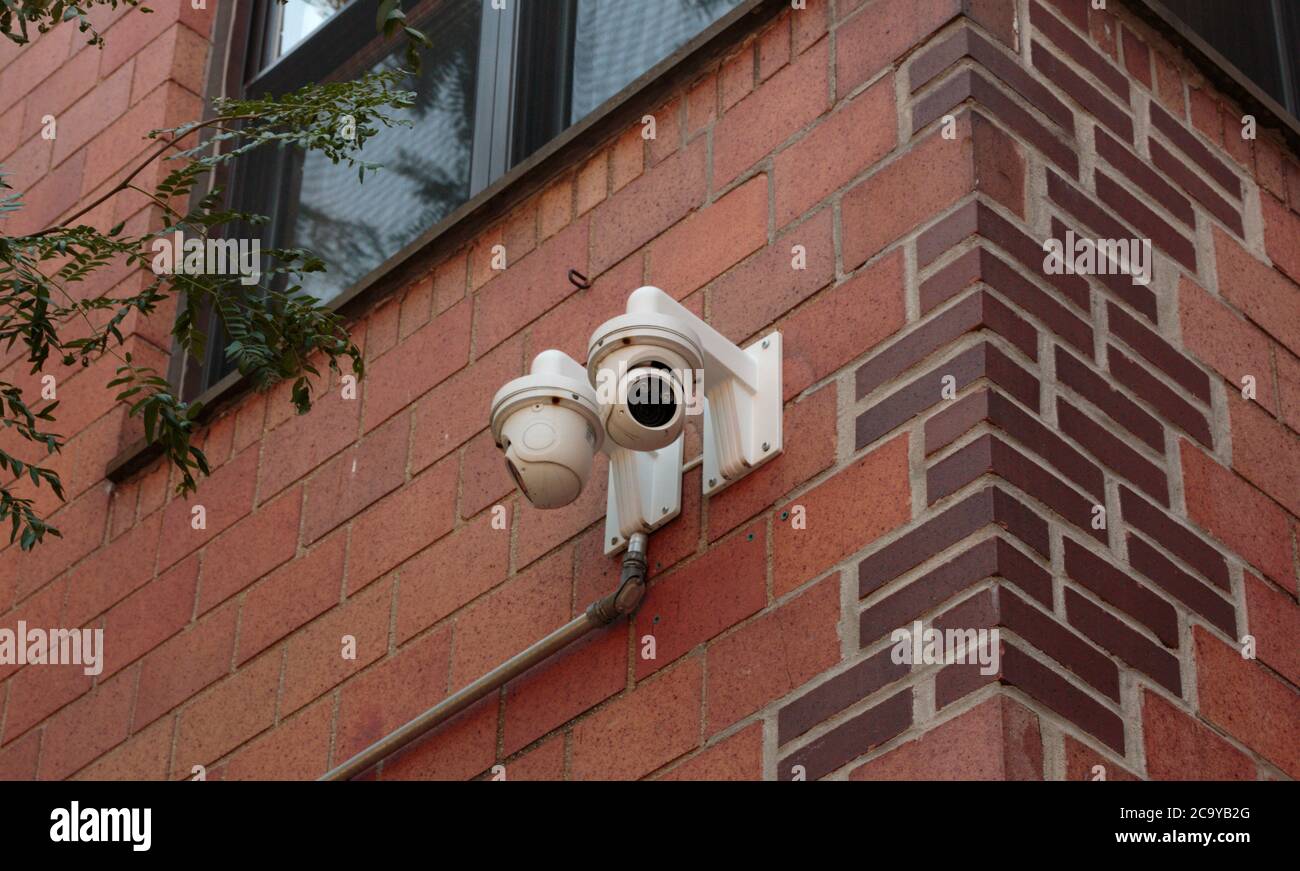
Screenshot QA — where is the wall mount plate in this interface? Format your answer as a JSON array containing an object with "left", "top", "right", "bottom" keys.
[
  {"left": 604, "top": 437, "right": 684, "bottom": 556},
  {"left": 703, "top": 331, "right": 783, "bottom": 498}
]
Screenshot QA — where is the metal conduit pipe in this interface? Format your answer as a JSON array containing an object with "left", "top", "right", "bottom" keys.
[{"left": 319, "top": 532, "right": 651, "bottom": 781}]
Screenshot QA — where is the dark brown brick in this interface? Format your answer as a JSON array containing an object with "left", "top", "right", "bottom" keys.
[
  {"left": 1030, "top": 40, "right": 1132, "bottom": 142},
  {"left": 1095, "top": 171, "right": 1196, "bottom": 271},
  {"left": 778, "top": 688, "right": 912, "bottom": 780},
  {"left": 910, "top": 27, "right": 1074, "bottom": 134},
  {"left": 921, "top": 247, "right": 1093, "bottom": 355},
  {"left": 1149, "top": 138, "right": 1243, "bottom": 235},
  {"left": 927, "top": 434, "right": 1106, "bottom": 542},
  {"left": 925, "top": 388, "right": 1104, "bottom": 498},
  {"left": 912, "top": 68, "right": 1079, "bottom": 177},
  {"left": 1057, "top": 397, "right": 1168, "bottom": 504},
  {"left": 1125, "top": 534, "right": 1236, "bottom": 635},
  {"left": 859, "top": 487, "right": 1050, "bottom": 597},
  {"left": 1108, "top": 345, "right": 1213, "bottom": 448},
  {"left": 856, "top": 289, "right": 1037, "bottom": 399},
  {"left": 918, "top": 201, "right": 1090, "bottom": 311},
  {"left": 860, "top": 537, "right": 1052, "bottom": 648},
  {"left": 1062, "top": 537, "right": 1178, "bottom": 646},
  {"left": 935, "top": 640, "right": 1125, "bottom": 751},
  {"left": 1093, "top": 127, "right": 1193, "bottom": 225},
  {"left": 777, "top": 647, "right": 908, "bottom": 745},
  {"left": 998, "top": 586, "right": 1119, "bottom": 701},
  {"left": 1065, "top": 588, "right": 1181, "bottom": 694},
  {"left": 1107, "top": 301, "right": 1210, "bottom": 402},
  {"left": 1055, "top": 346, "right": 1164, "bottom": 452},
  {"left": 1030, "top": 1, "right": 1130, "bottom": 100},
  {"left": 1049, "top": 216, "right": 1158, "bottom": 322},
  {"left": 1149, "top": 101, "right": 1242, "bottom": 199},
  {"left": 1119, "top": 486, "right": 1230, "bottom": 591},
  {"left": 855, "top": 342, "right": 1039, "bottom": 448}
]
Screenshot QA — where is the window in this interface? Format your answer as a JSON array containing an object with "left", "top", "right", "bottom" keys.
[
  {"left": 178, "top": 0, "right": 744, "bottom": 398},
  {"left": 1157, "top": 0, "right": 1299, "bottom": 119}
]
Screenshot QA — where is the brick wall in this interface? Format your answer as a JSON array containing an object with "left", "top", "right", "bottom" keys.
[{"left": 0, "top": 0, "right": 1297, "bottom": 781}]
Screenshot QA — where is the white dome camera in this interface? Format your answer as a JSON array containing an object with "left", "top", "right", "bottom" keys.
[
  {"left": 490, "top": 350, "right": 604, "bottom": 509},
  {"left": 587, "top": 305, "right": 704, "bottom": 452}
]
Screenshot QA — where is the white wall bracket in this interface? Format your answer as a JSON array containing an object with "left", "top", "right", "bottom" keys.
[
  {"left": 604, "top": 438, "right": 684, "bottom": 555},
  {"left": 702, "top": 330, "right": 783, "bottom": 497}
]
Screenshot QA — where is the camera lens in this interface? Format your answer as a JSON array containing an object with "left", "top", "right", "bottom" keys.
[{"left": 627, "top": 373, "right": 677, "bottom": 428}]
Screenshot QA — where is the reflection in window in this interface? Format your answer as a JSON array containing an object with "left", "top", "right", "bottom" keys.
[
  {"left": 570, "top": 0, "right": 743, "bottom": 121},
  {"left": 253, "top": 1, "right": 481, "bottom": 303},
  {"left": 271, "top": 0, "right": 346, "bottom": 62}
]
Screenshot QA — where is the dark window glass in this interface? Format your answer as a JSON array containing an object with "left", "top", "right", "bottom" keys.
[{"left": 1159, "top": 0, "right": 1298, "bottom": 117}]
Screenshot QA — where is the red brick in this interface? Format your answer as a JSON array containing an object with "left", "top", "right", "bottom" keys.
[
  {"left": 1179, "top": 277, "right": 1276, "bottom": 414},
  {"left": 380, "top": 694, "right": 496, "bottom": 781},
  {"left": 280, "top": 578, "right": 393, "bottom": 715},
  {"left": 0, "top": 729, "right": 39, "bottom": 780},
  {"left": 1195, "top": 626, "right": 1299, "bottom": 777},
  {"left": 685, "top": 73, "right": 717, "bottom": 137},
  {"left": 175, "top": 650, "right": 280, "bottom": 769},
  {"left": 432, "top": 251, "right": 468, "bottom": 314},
  {"left": 361, "top": 298, "right": 471, "bottom": 432},
  {"left": 775, "top": 74, "right": 894, "bottom": 227},
  {"left": 646, "top": 173, "right": 768, "bottom": 298},
  {"left": 396, "top": 510, "right": 511, "bottom": 642},
  {"left": 1229, "top": 396, "right": 1300, "bottom": 517},
  {"left": 335, "top": 626, "right": 454, "bottom": 762},
  {"left": 647, "top": 98, "right": 682, "bottom": 165},
  {"left": 1181, "top": 440, "right": 1294, "bottom": 587},
  {"left": 101, "top": 554, "right": 198, "bottom": 677},
  {"left": 237, "top": 531, "right": 346, "bottom": 664},
  {"left": 157, "top": 447, "right": 258, "bottom": 572},
  {"left": 224, "top": 698, "right": 333, "bottom": 781},
  {"left": 837, "top": 0, "right": 956, "bottom": 98},
  {"left": 842, "top": 123, "right": 972, "bottom": 270},
  {"left": 634, "top": 522, "right": 767, "bottom": 679},
  {"left": 0, "top": 22, "right": 75, "bottom": 113},
  {"left": 74, "top": 716, "right": 173, "bottom": 781},
  {"left": 538, "top": 176, "right": 573, "bottom": 241},
  {"left": 709, "top": 385, "right": 836, "bottom": 540},
  {"left": 63, "top": 510, "right": 162, "bottom": 627},
  {"left": 1153, "top": 51, "right": 1184, "bottom": 117},
  {"left": 719, "top": 47, "right": 754, "bottom": 111},
  {"left": 198, "top": 486, "right": 302, "bottom": 613},
  {"left": 1261, "top": 192, "right": 1300, "bottom": 287},
  {"left": 571, "top": 658, "right": 703, "bottom": 780},
  {"left": 1187, "top": 86, "right": 1221, "bottom": 144},
  {"left": 302, "top": 408, "right": 409, "bottom": 544},
  {"left": 503, "top": 625, "right": 627, "bottom": 755},
  {"left": 1064, "top": 734, "right": 1139, "bottom": 780},
  {"left": 506, "top": 734, "right": 566, "bottom": 781},
  {"left": 449, "top": 550, "right": 570, "bottom": 689},
  {"left": 1244, "top": 572, "right": 1300, "bottom": 686},
  {"left": 850, "top": 695, "right": 1042, "bottom": 780},
  {"left": 660, "top": 722, "right": 763, "bottom": 780},
  {"left": 473, "top": 217, "right": 590, "bottom": 353},
  {"left": 1278, "top": 349, "right": 1300, "bottom": 435},
  {"left": 775, "top": 433, "right": 910, "bottom": 596},
  {"left": 1142, "top": 690, "right": 1253, "bottom": 780},
  {"left": 2, "top": 648, "right": 92, "bottom": 747},
  {"left": 347, "top": 457, "right": 457, "bottom": 592},
  {"left": 575, "top": 152, "right": 607, "bottom": 216},
  {"left": 39, "top": 669, "right": 134, "bottom": 779},
  {"left": 713, "top": 37, "right": 829, "bottom": 186},
  {"left": 610, "top": 126, "right": 644, "bottom": 193},
  {"left": 7, "top": 485, "right": 109, "bottom": 603},
  {"left": 782, "top": 249, "right": 905, "bottom": 400},
  {"left": 135, "top": 600, "right": 238, "bottom": 728},
  {"left": 591, "top": 137, "right": 706, "bottom": 275},
  {"left": 705, "top": 576, "right": 839, "bottom": 733}
]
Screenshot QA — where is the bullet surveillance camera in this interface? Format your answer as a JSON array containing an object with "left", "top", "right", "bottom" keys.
[
  {"left": 586, "top": 311, "right": 704, "bottom": 451},
  {"left": 490, "top": 350, "right": 604, "bottom": 509}
]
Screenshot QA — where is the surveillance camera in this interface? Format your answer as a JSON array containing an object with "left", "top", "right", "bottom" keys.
[
  {"left": 490, "top": 350, "right": 604, "bottom": 509},
  {"left": 587, "top": 309, "right": 704, "bottom": 451}
]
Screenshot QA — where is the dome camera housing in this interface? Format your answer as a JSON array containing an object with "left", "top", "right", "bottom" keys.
[
  {"left": 587, "top": 312, "right": 704, "bottom": 451},
  {"left": 490, "top": 351, "right": 604, "bottom": 509}
]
